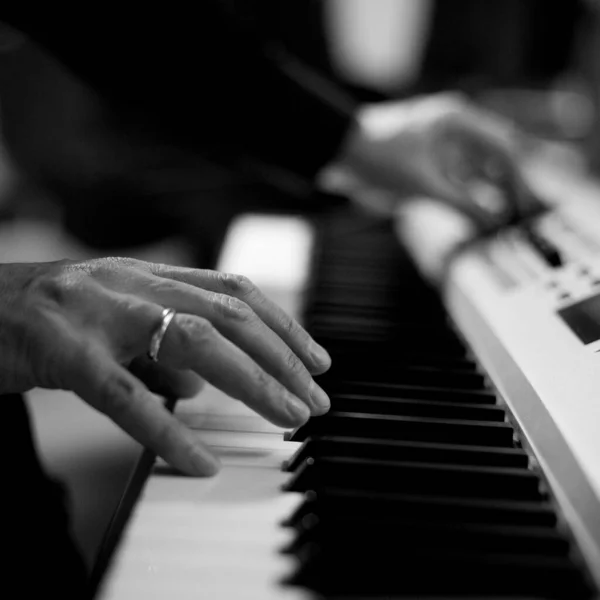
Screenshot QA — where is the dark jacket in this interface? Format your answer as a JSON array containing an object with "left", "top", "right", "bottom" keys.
[{"left": 3, "top": 2, "right": 356, "bottom": 180}]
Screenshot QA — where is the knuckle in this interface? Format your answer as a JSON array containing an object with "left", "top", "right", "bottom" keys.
[
  {"left": 84, "top": 256, "right": 147, "bottom": 280},
  {"left": 213, "top": 293, "right": 254, "bottom": 321},
  {"left": 251, "top": 364, "right": 275, "bottom": 393},
  {"left": 29, "top": 271, "right": 82, "bottom": 307},
  {"left": 97, "top": 373, "right": 137, "bottom": 417},
  {"left": 145, "top": 261, "right": 174, "bottom": 278},
  {"left": 188, "top": 316, "right": 216, "bottom": 340},
  {"left": 282, "top": 348, "right": 304, "bottom": 376},
  {"left": 218, "top": 272, "right": 256, "bottom": 298},
  {"left": 279, "top": 314, "right": 300, "bottom": 337},
  {"left": 174, "top": 315, "right": 215, "bottom": 351},
  {"left": 100, "top": 256, "right": 145, "bottom": 270}
]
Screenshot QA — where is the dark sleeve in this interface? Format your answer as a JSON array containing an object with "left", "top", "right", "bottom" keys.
[{"left": 2, "top": 4, "right": 357, "bottom": 180}]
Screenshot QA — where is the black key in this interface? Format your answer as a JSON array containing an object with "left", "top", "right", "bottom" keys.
[
  {"left": 284, "top": 436, "right": 527, "bottom": 472},
  {"left": 320, "top": 363, "right": 486, "bottom": 389},
  {"left": 288, "top": 412, "right": 515, "bottom": 446},
  {"left": 310, "top": 317, "right": 465, "bottom": 343},
  {"left": 324, "top": 345, "right": 476, "bottom": 370},
  {"left": 316, "top": 340, "right": 471, "bottom": 365},
  {"left": 327, "top": 395, "right": 504, "bottom": 420},
  {"left": 325, "top": 381, "right": 497, "bottom": 404},
  {"left": 310, "top": 324, "right": 467, "bottom": 350},
  {"left": 286, "top": 516, "right": 570, "bottom": 557},
  {"left": 287, "top": 548, "right": 592, "bottom": 598},
  {"left": 283, "top": 456, "right": 543, "bottom": 500},
  {"left": 283, "top": 488, "right": 557, "bottom": 528}
]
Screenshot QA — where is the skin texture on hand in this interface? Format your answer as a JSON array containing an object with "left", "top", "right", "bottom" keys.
[
  {"left": 0, "top": 258, "right": 331, "bottom": 476},
  {"left": 333, "top": 93, "right": 530, "bottom": 228}
]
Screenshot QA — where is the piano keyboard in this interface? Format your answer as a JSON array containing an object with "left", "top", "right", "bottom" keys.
[
  {"left": 97, "top": 196, "right": 600, "bottom": 598},
  {"left": 281, "top": 212, "right": 594, "bottom": 598}
]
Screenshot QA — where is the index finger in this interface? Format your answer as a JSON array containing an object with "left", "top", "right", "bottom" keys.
[{"left": 146, "top": 266, "right": 332, "bottom": 375}]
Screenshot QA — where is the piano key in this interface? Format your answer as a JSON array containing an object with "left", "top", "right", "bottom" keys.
[
  {"left": 324, "top": 395, "right": 505, "bottom": 420},
  {"left": 287, "top": 547, "right": 592, "bottom": 597},
  {"left": 307, "top": 292, "right": 446, "bottom": 312},
  {"left": 306, "top": 281, "right": 419, "bottom": 301},
  {"left": 288, "top": 412, "right": 515, "bottom": 446},
  {"left": 283, "top": 456, "right": 543, "bottom": 500},
  {"left": 324, "top": 345, "right": 477, "bottom": 370},
  {"left": 283, "top": 436, "right": 528, "bottom": 472},
  {"left": 320, "top": 363, "right": 487, "bottom": 389},
  {"left": 324, "top": 381, "right": 498, "bottom": 404},
  {"left": 315, "top": 342, "right": 474, "bottom": 368},
  {"left": 308, "top": 315, "right": 466, "bottom": 341},
  {"left": 286, "top": 516, "right": 571, "bottom": 557},
  {"left": 283, "top": 488, "right": 558, "bottom": 528},
  {"left": 310, "top": 321, "right": 468, "bottom": 345}
]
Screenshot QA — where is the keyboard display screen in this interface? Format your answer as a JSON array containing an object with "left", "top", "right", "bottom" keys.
[{"left": 558, "top": 293, "right": 600, "bottom": 344}]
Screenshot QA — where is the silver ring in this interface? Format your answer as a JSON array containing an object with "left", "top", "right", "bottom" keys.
[{"left": 148, "top": 307, "right": 177, "bottom": 362}]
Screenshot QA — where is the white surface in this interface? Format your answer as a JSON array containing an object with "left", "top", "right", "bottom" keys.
[{"left": 100, "top": 445, "right": 307, "bottom": 600}]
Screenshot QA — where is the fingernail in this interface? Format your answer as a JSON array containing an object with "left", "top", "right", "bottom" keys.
[
  {"left": 309, "top": 380, "right": 330, "bottom": 415},
  {"left": 310, "top": 342, "right": 332, "bottom": 371},
  {"left": 286, "top": 393, "right": 311, "bottom": 423}
]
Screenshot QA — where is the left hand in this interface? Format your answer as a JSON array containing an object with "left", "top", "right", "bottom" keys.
[
  {"left": 327, "top": 92, "right": 530, "bottom": 226},
  {"left": 0, "top": 258, "right": 332, "bottom": 476}
]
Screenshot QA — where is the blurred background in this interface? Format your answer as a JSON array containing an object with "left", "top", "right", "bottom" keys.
[{"left": 1, "top": 0, "right": 599, "bottom": 573}]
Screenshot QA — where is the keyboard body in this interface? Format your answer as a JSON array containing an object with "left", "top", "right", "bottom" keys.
[{"left": 97, "top": 163, "right": 600, "bottom": 599}]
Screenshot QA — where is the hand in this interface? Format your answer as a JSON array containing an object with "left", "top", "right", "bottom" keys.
[
  {"left": 0, "top": 258, "right": 331, "bottom": 475},
  {"left": 331, "top": 93, "right": 529, "bottom": 226}
]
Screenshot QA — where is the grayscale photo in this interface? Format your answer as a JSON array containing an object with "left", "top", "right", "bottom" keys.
[{"left": 0, "top": 1, "right": 598, "bottom": 598}]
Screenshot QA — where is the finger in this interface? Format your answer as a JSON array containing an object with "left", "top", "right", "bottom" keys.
[
  {"left": 74, "top": 288, "right": 313, "bottom": 425},
  {"left": 125, "top": 273, "right": 329, "bottom": 415},
  {"left": 145, "top": 266, "right": 332, "bottom": 375},
  {"left": 65, "top": 339, "right": 220, "bottom": 476},
  {"left": 128, "top": 357, "right": 204, "bottom": 399},
  {"left": 155, "top": 312, "right": 311, "bottom": 428}
]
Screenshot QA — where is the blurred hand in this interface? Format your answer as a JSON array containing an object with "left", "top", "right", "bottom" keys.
[
  {"left": 0, "top": 258, "right": 331, "bottom": 475},
  {"left": 329, "top": 93, "right": 529, "bottom": 226}
]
